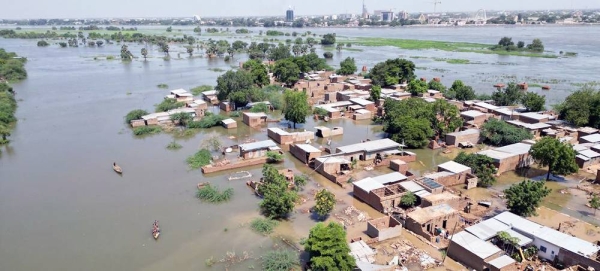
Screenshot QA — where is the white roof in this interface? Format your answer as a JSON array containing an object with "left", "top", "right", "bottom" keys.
[
  {"left": 447, "top": 129, "right": 480, "bottom": 137},
  {"left": 493, "top": 212, "right": 543, "bottom": 235},
  {"left": 371, "top": 172, "right": 407, "bottom": 185},
  {"left": 578, "top": 149, "right": 600, "bottom": 159},
  {"left": 574, "top": 144, "right": 592, "bottom": 152},
  {"left": 355, "top": 109, "right": 371, "bottom": 114},
  {"left": 465, "top": 219, "right": 511, "bottom": 240},
  {"left": 577, "top": 155, "right": 591, "bottom": 161},
  {"left": 221, "top": 118, "right": 236, "bottom": 125},
  {"left": 315, "top": 156, "right": 351, "bottom": 164},
  {"left": 427, "top": 89, "right": 440, "bottom": 94},
  {"left": 478, "top": 149, "right": 515, "bottom": 160},
  {"left": 170, "top": 88, "right": 188, "bottom": 95},
  {"left": 487, "top": 255, "right": 516, "bottom": 269},
  {"left": 438, "top": 161, "right": 471, "bottom": 173},
  {"left": 350, "top": 98, "right": 374, "bottom": 106},
  {"left": 450, "top": 231, "right": 501, "bottom": 259},
  {"left": 295, "top": 144, "right": 321, "bottom": 153},
  {"left": 494, "top": 107, "right": 514, "bottom": 116},
  {"left": 349, "top": 240, "right": 376, "bottom": 263},
  {"left": 202, "top": 90, "right": 217, "bottom": 96},
  {"left": 239, "top": 140, "right": 277, "bottom": 152},
  {"left": 520, "top": 112, "right": 550, "bottom": 120},
  {"left": 141, "top": 112, "right": 170, "bottom": 120},
  {"left": 337, "top": 139, "right": 401, "bottom": 154},
  {"left": 474, "top": 102, "right": 499, "bottom": 110},
  {"left": 581, "top": 134, "right": 600, "bottom": 143},
  {"left": 399, "top": 181, "right": 425, "bottom": 193},
  {"left": 268, "top": 127, "right": 290, "bottom": 135},
  {"left": 353, "top": 177, "right": 385, "bottom": 193},
  {"left": 461, "top": 110, "right": 485, "bottom": 118},
  {"left": 243, "top": 112, "right": 267, "bottom": 118},
  {"left": 504, "top": 229, "right": 533, "bottom": 246},
  {"left": 415, "top": 190, "right": 432, "bottom": 197},
  {"left": 494, "top": 143, "right": 532, "bottom": 155},
  {"left": 534, "top": 226, "right": 600, "bottom": 257},
  {"left": 423, "top": 171, "right": 454, "bottom": 179}
]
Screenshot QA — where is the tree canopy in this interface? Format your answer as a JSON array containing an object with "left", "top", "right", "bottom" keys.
[
  {"left": 504, "top": 180, "right": 551, "bottom": 216},
  {"left": 431, "top": 99, "right": 463, "bottom": 138},
  {"left": 320, "top": 33, "right": 336, "bottom": 45},
  {"left": 445, "top": 80, "right": 476, "bottom": 101},
  {"left": 273, "top": 59, "right": 301, "bottom": 87},
  {"left": 427, "top": 80, "right": 446, "bottom": 92},
  {"left": 382, "top": 98, "right": 434, "bottom": 148},
  {"left": 314, "top": 189, "right": 335, "bottom": 219},
  {"left": 283, "top": 90, "right": 311, "bottom": 128},
  {"left": 337, "top": 57, "right": 357, "bottom": 75},
  {"left": 242, "top": 59, "right": 270, "bottom": 87},
  {"left": 268, "top": 43, "right": 292, "bottom": 61},
  {"left": 480, "top": 119, "right": 533, "bottom": 146},
  {"left": 304, "top": 222, "right": 355, "bottom": 271},
  {"left": 529, "top": 137, "right": 578, "bottom": 181},
  {"left": 259, "top": 164, "right": 298, "bottom": 219},
  {"left": 401, "top": 192, "right": 417, "bottom": 207},
  {"left": 492, "top": 82, "right": 522, "bottom": 106},
  {"left": 407, "top": 79, "right": 428, "bottom": 96},
  {"left": 215, "top": 70, "right": 254, "bottom": 107},
  {"left": 521, "top": 92, "right": 546, "bottom": 112},
  {"left": 556, "top": 86, "right": 600, "bottom": 127},
  {"left": 368, "top": 58, "right": 416, "bottom": 87},
  {"left": 370, "top": 85, "right": 381, "bottom": 101},
  {"left": 454, "top": 152, "right": 497, "bottom": 187}
]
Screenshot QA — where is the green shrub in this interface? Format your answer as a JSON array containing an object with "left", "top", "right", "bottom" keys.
[
  {"left": 106, "top": 55, "right": 115, "bottom": 60},
  {"left": 196, "top": 184, "right": 234, "bottom": 203},
  {"left": 187, "top": 113, "right": 226, "bottom": 129},
  {"left": 186, "top": 149, "right": 212, "bottom": 169},
  {"left": 323, "top": 52, "right": 333, "bottom": 59},
  {"left": 229, "top": 111, "right": 241, "bottom": 117},
  {"left": 37, "top": 40, "right": 49, "bottom": 47},
  {"left": 267, "top": 151, "right": 283, "bottom": 162},
  {"left": 250, "top": 103, "right": 270, "bottom": 113},
  {"left": 166, "top": 141, "right": 182, "bottom": 150},
  {"left": 250, "top": 217, "right": 279, "bottom": 235},
  {"left": 125, "top": 109, "right": 148, "bottom": 123},
  {"left": 133, "top": 126, "right": 161, "bottom": 136},
  {"left": 190, "top": 85, "right": 213, "bottom": 96},
  {"left": 155, "top": 98, "right": 185, "bottom": 112},
  {"left": 157, "top": 83, "right": 169, "bottom": 89},
  {"left": 262, "top": 250, "right": 300, "bottom": 271},
  {"left": 313, "top": 107, "right": 328, "bottom": 117}
]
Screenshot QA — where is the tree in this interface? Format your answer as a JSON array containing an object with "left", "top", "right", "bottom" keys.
[
  {"left": 370, "top": 85, "right": 381, "bottom": 101},
  {"left": 166, "top": 26, "right": 172, "bottom": 32},
  {"left": 492, "top": 82, "right": 522, "bottom": 106},
  {"left": 521, "top": 92, "right": 545, "bottom": 112},
  {"left": 556, "top": 87, "right": 599, "bottom": 127},
  {"left": 517, "top": 41, "right": 525, "bottom": 48},
  {"left": 140, "top": 48, "right": 148, "bottom": 61},
  {"left": 527, "top": 38, "right": 544, "bottom": 52},
  {"left": 96, "top": 40, "right": 103, "bottom": 47},
  {"left": 125, "top": 109, "right": 148, "bottom": 123},
  {"left": 446, "top": 80, "right": 475, "bottom": 101},
  {"left": 227, "top": 46, "right": 234, "bottom": 58},
  {"left": 283, "top": 90, "right": 311, "bottom": 128},
  {"left": 498, "top": 37, "right": 514, "bottom": 47},
  {"left": 480, "top": 119, "right": 533, "bottom": 146},
  {"left": 337, "top": 57, "right": 356, "bottom": 75},
  {"left": 427, "top": 80, "right": 446, "bottom": 92},
  {"left": 382, "top": 98, "right": 434, "bottom": 148},
  {"left": 186, "top": 46, "right": 194, "bottom": 57},
  {"left": 504, "top": 180, "right": 551, "bottom": 216},
  {"left": 529, "top": 137, "right": 579, "bottom": 181},
  {"left": 304, "top": 222, "right": 355, "bottom": 271},
  {"left": 454, "top": 152, "right": 497, "bottom": 187},
  {"left": 120, "top": 45, "right": 133, "bottom": 60},
  {"left": 170, "top": 112, "right": 193, "bottom": 126},
  {"left": 321, "top": 33, "right": 336, "bottom": 45},
  {"left": 431, "top": 99, "right": 463, "bottom": 138},
  {"left": 336, "top": 43, "right": 343, "bottom": 52},
  {"left": 292, "top": 44, "right": 301, "bottom": 56},
  {"left": 273, "top": 59, "right": 301, "bottom": 87},
  {"left": 242, "top": 59, "right": 270, "bottom": 87},
  {"left": 389, "top": 116, "right": 433, "bottom": 148},
  {"left": 590, "top": 195, "right": 600, "bottom": 215},
  {"left": 369, "top": 58, "right": 416, "bottom": 87},
  {"left": 323, "top": 52, "right": 333, "bottom": 59},
  {"left": 407, "top": 79, "right": 427, "bottom": 95},
  {"left": 400, "top": 192, "right": 416, "bottom": 207},
  {"left": 0, "top": 123, "right": 11, "bottom": 144},
  {"left": 37, "top": 40, "right": 49, "bottom": 47},
  {"left": 232, "top": 40, "right": 248, "bottom": 51},
  {"left": 215, "top": 70, "right": 254, "bottom": 106},
  {"left": 159, "top": 43, "right": 169, "bottom": 56},
  {"left": 314, "top": 189, "right": 335, "bottom": 219},
  {"left": 268, "top": 43, "right": 292, "bottom": 61},
  {"left": 260, "top": 164, "right": 297, "bottom": 219}
]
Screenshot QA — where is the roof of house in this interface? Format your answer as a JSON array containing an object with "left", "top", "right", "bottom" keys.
[
  {"left": 520, "top": 112, "right": 550, "bottom": 120},
  {"left": 461, "top": 110, "right": 485, "bottom": 118},
  {"left": 581, "top": 134, "right": 600, "bottom": 143},
  {"left": 407, "top": 204, "right": 457, "bottom": 224},
  {"left": 507, "top": 120, "right": 551, "bottom": 130},
  {"left": 371, "top": 172, "right": 408, "bottom": 185},
  {"left": 355, "top": 109, "right": 371, "bottom": 115},
  {"left": 474, "top": 102, "right": 499, "bottom": 110},
  {"left": 295, "top": 144, "right": 321, "bottom": 153},
  {"left": 350, "top": 98, "right": 374, "bottom": 106},
  {"left": 574, "top": 144, "right": 592, "bottom": 152},
  {"left": 221, "top": 118, "right": 236, "bottom": 125},
  {"left": 578, "top": 149, "right": 600, "bottom": 159},
  {"left": 243, "top": 112, "right": 267, "bottom": 118},
  {"left": 450, "top": 231, "right": 502, "bottom": 260},
  {"left": 493, "top": 211, "right": 543, "bottom": 234},
  {"left": 422, "top": 171, "right": 454, "bottom": 180},
  {"left": 494, "top": 143, "right": 532, "bottom": 155},
  {"left": 487, "top": 255, "right": 516, "bottom": 270},
  {"left": 465, "top": 218, "right": 511, "bottom": 240},
  {"left": 423, "top": 192, "right": 459, "bottom": 203},
  {"left": 202, "top": 90, "right": 217, "bottom": 96},
  {"left": 337, "top": 139, "right": 402, "bottom": 154},
  {"left": 399, "top": 180, "right": 426, "bottom": 193},
  {"left": 438, "top": 161, "right": 471, "bottom": 173},
  {"left": 239, "top": 140, "right": 277, "bottom": 152},
  {"left": 447, "top": 129, "right": 480, "bottom": 137},
  {"left": 419, "top": 178, "right": 444, "bottom": 190},
  {"left": 268, "top": 127, "right": 290, "bottom": 135},
  {"left": 493, "top": 107, "right": 514, "bottom": 116},
  {"left": 170, "top": 88, "right": 188, "bottom": 95},
  {"left": 353, "top": 177, "right": 385, "bottom": 193},
  {"left": 349, "top": 240, "right": 376, "bottom": 264},
  {"left": 533, "top": 226, "right": 600, "bottom": 257},
  {"left": 577, "top": 154, "right": 591, "bottom": 161},
  {"left": 315, "top": 156, "right": 351, "bottom": 164},
  {"left": 477, "top": 149, "right": 515, "bottom": 160},
  {"left": 427, "top": 89, "right": 440, "bottom": 94},
  {"left": 579, "top": 127, "right": 599, "bottom": 133}
]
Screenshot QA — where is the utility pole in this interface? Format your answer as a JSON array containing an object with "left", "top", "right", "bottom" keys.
[{"left": 442, "top": 219, "right": 459, "bottom": 264}]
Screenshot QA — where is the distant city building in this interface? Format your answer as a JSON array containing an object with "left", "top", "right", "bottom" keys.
[
  {"left": 286, "top": 7, "right": 294, "bottom": 22},
  {"left": 399, "top": 10, "right": 409, "bottom": 20},
  {"left": 193, "top": 15, "right": 201, "bottom": 22},
  {"left": 381, "top": 11, "right": 395, "bottom": 22},
  {"left": 362, "top": 0, "right": 369, "bottom": 19}
]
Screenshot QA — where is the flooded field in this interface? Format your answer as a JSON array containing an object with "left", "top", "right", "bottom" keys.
[{"left": 1, "top": 25, "right": 600, "bottom": 270}]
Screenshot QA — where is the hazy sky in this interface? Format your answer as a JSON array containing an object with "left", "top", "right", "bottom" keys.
[{"left": 0, "top": 0, "right": 598, "bottom": 19}]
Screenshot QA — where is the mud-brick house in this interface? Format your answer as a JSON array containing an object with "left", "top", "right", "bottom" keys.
[
  {"left": 420, "top": 192, "right": 460, "bottom": 209},
  {"left": 352, "top": 109, "right": 372, "bottom": 120},
  {"left": 405, "top": 204, "right": 459, "bottom": 244},
  {"left": 238, "top": 140, "right": 278, "bottom": 159},
  {"left": 314, "top": 126, "right": 343, "bottom": 138},
  {"left": 242, "top": 112, "right": 267, "bottom": 127},
  {"left": 435, "top": 161, "right": 474, "bottom": 187},
  {"left": 366, "top": 216, "right": 402, "bottom": 241},
  {"left": 335, "top": 139, "right": 402, "bottom": 162},
  {"left": 290, "top": 144, "right": 322, "bottom": 164},
  {"left": 352, "top": 178, "right": 408, "bottom": 213},
  {"left": 445, "top": 129, "right": 480, "bottom": 147},
  {"left": 267, "top": 128, "right": 314, "bottom": 145},
  {"left": 446, "top": 231, "right": 504, "bottom": 271},
  {"left": 519, "top": 112, "right": 551, "bottom": 124},
  {"left": 313, "top": 156, "right": 352, "bottom": 185},
  {"left": 221, "top": 118, "right": 237, "bottom": 129},
  {"left": 166, "top": 89, "right": 194, "bottom": 103},
  {"left": 460, "top": 110, "right": 489, "bottom": 127},
  {"left": 349, "top": 98, "right": 376, "bottom": 112},
  {"left": 477, "top": 142, "right": 534, "bottom": 174},
  {"left": 201, "top": 90, "right": 219, "bottom": 105}
]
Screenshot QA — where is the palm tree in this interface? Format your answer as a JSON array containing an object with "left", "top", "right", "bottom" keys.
[{"left": 141, "top": 48, "right": 148, "bottom": 61}]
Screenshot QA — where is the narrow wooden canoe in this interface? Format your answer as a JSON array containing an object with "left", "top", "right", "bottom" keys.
[
  {"left": 153, "top": 231, "right": 160, "bottom": 240},
  {"left": 113, "top": 164, "right": 122, "bottom": 174}
]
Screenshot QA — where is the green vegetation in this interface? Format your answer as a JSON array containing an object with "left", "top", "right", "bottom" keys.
[
  {"left": 400, "top": 191, "right": 417, "bottom": 207},
  {"left": 369, "top": 58, "right": 415, "bottom": 87},
  {"left": 313, "top": 107, "right": 329, "bottom": 118},
  {"left": 521, "top": 92, "right": 546, "bottom": 112},
  {"left": 274, "top": 59, "right": 301, "bottom": 86},
  {"left": 249, "top": 217, "right": 279, "bottom": 235},
  {"left": 37, "top": 40, "right": 49, "bottom": 47},
  {"left": 186, "top": 149, "right": 212, "bottom": 169},
  {"left": 166, "top": 141, "right": 182, "bottom": 150},
  {"left": 190, "top": 85, "right": 213, "bottom": 96},
  {"left": 229, "top": 111, "right": 241, "bottom": 117},
  {"left": 305, "top": 222, "right": 355, "bottom": 271},
  {"left": 262, "top": 250, "right": 300, "bottom": 271},
  {"left": 444, "top": 80, "right": 475, "bottom": 101},
  {"left": 492, "top": 82, "right": 522, "bottom": 106},
  {"left": 529, "top": 137, "right": 578, "bottom": 181},
  {"left": 427, "top": 80, "right": 446, "bottom": 92},
  {"left": 491, "top": 37, "right": 545, "bottom": 53},
  {"left": 407, "top": 79, "right": 427, "bottom": 95},
  {"left": 370, "top": 85, "right": 382, "bottom": 101},
  {"left": 0, "top": 48, "right": 27, "bottom": 82},
  {"left": 259, "top": 164, "right": 298, "bottom": 219},
  {"left": 337, "top": 57, "right": 357, "bottom": 75},
  {"left": 124, "top": 109, "right": 148, "bottom": 124},
  {"left": 187, "top": 113, "right": 226, "bottom": 129},
  {"left": 170, "top": 112, "right": 193, "bottom": 126},
  {"left": 481, "top": 119, "right": 533, "bottom": 146},
  {"left": 155, "top": 98, "right": 184, "bottom": 112},
  {"left": 314, "top": 189, "right": 335, "bottom": 219},
  {"left": 433, "top": 58, "right": 470, "bottom": 64},
  {"left": 504, "top": 180, "right": 551, "bottom": 216},
  {"left": 266, "top": 151, "right": 284, "bottom": 162},
  {"left": 133, "top": 126, "right": 162, "bottom": 136},
  {"left": 196, "top": 184, "right": 234, "bottom": 203},
  {"left": 250, "top": 103, "right": 270, "bottom": 113},
  {"left": 590, "top": 195, "right": 600, "bottom": 215},
  {"left": 0, "top": 49, "right": 23, "bottom": 144},
  {"left": 242, "top": 59, "right": 270, "bottom": 87},
  {"left": 283, "top": 90, "right": 311, "bottom": 128},
  {"left": 454, "top": 152, "right": 497, "bottom": 187},
  {"left": 556, "top": 85, "right": 600, "bottom": 127},
  {"left": 321, "top": 33, "right": 336, "bottom": 45},
  {"left": 323, "top": 52, "right": 333, "bottom": 59}
]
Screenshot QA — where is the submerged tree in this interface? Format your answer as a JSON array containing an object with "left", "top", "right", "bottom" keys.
[
  {"left": 504, "top": 180, "right": 551, "bottom": 216},
  {"left": 314, "top": 189, "right": 335, "bottom": 219},
  {"left": 529, "top": 137, "right": 578, "bottom": 181},
  {"left": 283, "top": 90, "right": 311, "bottom": 129},
  {"left": 120, "top": 45, "right": 133, "bottom": 60},
  {"left": 305, "top": 222, "right": 355, "bottom": 271}
]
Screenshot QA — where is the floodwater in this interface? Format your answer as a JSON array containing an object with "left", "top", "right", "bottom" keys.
[{"left": 1, "top": 25, "right": 600, "bottom": 270}]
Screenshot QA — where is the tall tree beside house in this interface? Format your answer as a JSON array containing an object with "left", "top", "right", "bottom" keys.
[
  {"left": 480, "top": 119, "right": 533, "bottom": 146},
  {"left": 504, "top": 180, "right": 551, "bottom": 217},
  {"left": 370, "top": 85, "right": 382, "bottom": 101},
  {"left": 215, "top": 70, "right": 254, "bottom": 107},
  {"left": 382, "top": 98, "right": 434, "bottom": 148},
  {"left": 427, "top": 80, "right": 446, "bottom": 92},
  {"left": 529, "top": 137, "right": 578, "bottom": 181},
  {"left": 242, "top": 59, "right": 270, "bottom": 87},
  {"left": 268, "top": 43, "right": 292, "bottom": 61},
  {"left": 400, "top": 192, "right": 417, "bottom": 207},
  {"left": 556, "top": 85, "right": 600, "bottom": 128},
  {"left": 337, "top": 57, "right": 357, "bottom": 75},
  {"left": 283, "top": 90, "right": 311, "bottom": 129},
  {"left": 454, "top": 152, "right": 497, "bottom": 187},
  {"left": 431, "top": 99, "right": 463, "bottom": 138},
  {"left": 445, "top": 80, "right": 476, "bottom": 101},
  {"left": 369, "top": 58, "right": 416, "bottom": 87},
  {"left": 313, "top": 189, "right": 335, "bottom": 219},
  {"left": 521, "top": 92, "right": 546, "bottom": 112},
  {"left": 407, "top": 79, "right": 428, "bottom": 96},
  {"left": 259, "top": 164, "right": 298, "bottom": 219},
  {"left": 492, "top": 82, "right": 522, "bottom": 106},
  {"left": 590, "top": 195, "right": 600, "bottom": 215},
  {"left": 273, "top": 59, "right": 301, "bottom": 87},
  {"left": 304, "top": 222, "right": 355, "bottom": 271}
]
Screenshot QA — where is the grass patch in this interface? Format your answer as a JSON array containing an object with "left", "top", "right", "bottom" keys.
[
  {"left": 190, "top": 85, "right": 213, "bottom": 96},
  {"left": 166, "top": 141, "right": 182, "bottom": 150},
  {"left": 186, "top": 149, "right": 212, "bottom": 169},
  {"left": 157, "top": 83, "right": 169, "bottom": 89},
  {"left": 433, "top": 58, "right": 470, "bottom": 64},
  {"left": 262, "top": 250, "right": 300, "bottom": 271},
  {"left": 349, "top": 37, "right": 558, "bottom": 58},
  {"left": 196, "top": 184, "right": 234, "bottom": 203},
  {"left": 528, "top": 83, "right": 543, "bottom": 88},
  {"left": 187, "top": 112, "right": 226, "bottom": 129},
  {"left": 133, "top": 126, "right": 161, "bottom": 136},
  {"left": 229, "top": 111, "right": 241, "bottom": 117},
  {"left": 208, "top": 68, "right": 225, "bottom": 72},
  {"left": 250, "top": 217, "right": 279, "bottom": 235}
]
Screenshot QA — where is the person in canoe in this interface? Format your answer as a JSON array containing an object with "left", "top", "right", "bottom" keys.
[
  {"left": 113, "top": 162, "right": 123, "bottom": 174},
  {"left": 152, "top": 220, "right": 160, "bottom": 239}
]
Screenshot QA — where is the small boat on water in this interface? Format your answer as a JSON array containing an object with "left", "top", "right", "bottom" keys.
[
  {"left": 152, "top": 220, "right": 160, "bottom": 240},
  {"left": 113, "top": 163, "right": 122, "bottom": 174},
  {"left": 197, "top": 182, "right": 210, "bottom": 189}
]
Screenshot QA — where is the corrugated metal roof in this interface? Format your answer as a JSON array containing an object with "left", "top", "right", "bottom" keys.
[
  {"left": 494, "top": 143, "right": 532, "bottom": 155},
  {"left": 295, "top": 144, "right": 321, "bottom": 153},
  {"left": 201, "top": 90, "right": 217, "bottom": 96},
  {"left": 474, "top": 102, "right": 499, "bottom": 110},
  {"left": 268, "top": 127, "right": 290, "bottom": 135},
  {"left": 399, "top": 181, "right": 425, "bottom": 193},
  {"left": 478, "top": 149, "right": 515, "bottom": 160},
  {"left": 170, "top": 88, "right": 188, "bottom": 95},
  {"left": 493, "top": 211, "right": 543, "bottom": 235},
  {"left": 573, "top": 144, "right": 591, "bottom": 152},
  {"left": 465, "top": 219, "right": 511, "bottom": 240},
  {"left": 504, "top": 229, "right": 533, "bottom": 246},
  {"left": 447, "top": 129, "right": 480, "bottom": 137},
  {"left": 520, "top": 112, "right": 550, "bottom": 120},
  {"left": 450, "top": 231, "right": 501, "bottom": 259},
  {"left": 337, "top": 139, "right": 402, "bottom": 154},
  {"left": 239, "top": 140, "right": 277, "bottom": 152},
  {"left": 581, "top": 134, "right": 600, "bottom": 143},
  {"left": 353, "top": 178, "right": 385, "bottom": 193},
  {"left": 371, "top": 172, "right": 407, "bottom": 185},
  {"left": 487, "top": 255, "right": 516, "bottom": 269},
  {"left": 578, "top": 149, "right": 600, "bottom": 158},
  {"left": 415, "top": 190, "right": 431, "bottom": 197},
  {"left": 461, "top": 110, "right": 485, "bottom": 118},
  {"left": 408, "top": 204, "right": 457, "bottom": 224},
  {"left": 221, "top": 118, "right": 236, "bottom": 125},
  {"left": 438, "top": 161, "right": 471, "bottom": 173},
  {"left": 243, "top": 112, "right": 267, "bottom": 117}
]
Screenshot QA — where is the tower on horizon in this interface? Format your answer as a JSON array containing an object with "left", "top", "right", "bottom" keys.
[
  {"left": 362, "top": 0, "right": 369, "bottom": 19},
  {"left": 286, "top": 6, "right": 294, "bottom": 22}
]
